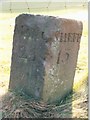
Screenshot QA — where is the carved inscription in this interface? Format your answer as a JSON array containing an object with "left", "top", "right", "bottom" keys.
[{"left": 55, "top": 32, "right": 82, "bottom": 42}]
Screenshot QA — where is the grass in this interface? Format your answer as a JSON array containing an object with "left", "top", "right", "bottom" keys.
[
  {"left": 0, "top": 7, "right": 88, "bottom": 118},
  {"left": 1, "top": 78, "right": 88, "bottom": 118}
]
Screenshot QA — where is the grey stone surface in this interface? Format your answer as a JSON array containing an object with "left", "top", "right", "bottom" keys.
[{"left": 9, "top": 14, "right": 83, "bottom": 104}]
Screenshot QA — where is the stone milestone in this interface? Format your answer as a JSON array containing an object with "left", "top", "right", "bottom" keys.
[{"left": 9, "top": 14, "right": 83, "bottom": 104}]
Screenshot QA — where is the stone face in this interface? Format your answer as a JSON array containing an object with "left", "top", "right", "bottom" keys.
[{"left": 9, "top": 14, "right": 83, "bottom": 104}]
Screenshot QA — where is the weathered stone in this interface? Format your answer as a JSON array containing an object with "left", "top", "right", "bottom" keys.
[{"left": 9, "top": 14, "right": 83, "bottom": 104}]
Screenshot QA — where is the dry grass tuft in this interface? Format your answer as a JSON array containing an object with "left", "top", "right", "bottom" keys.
[{"left": 1, "top": 77, "right": 88, "bottom": 118}]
